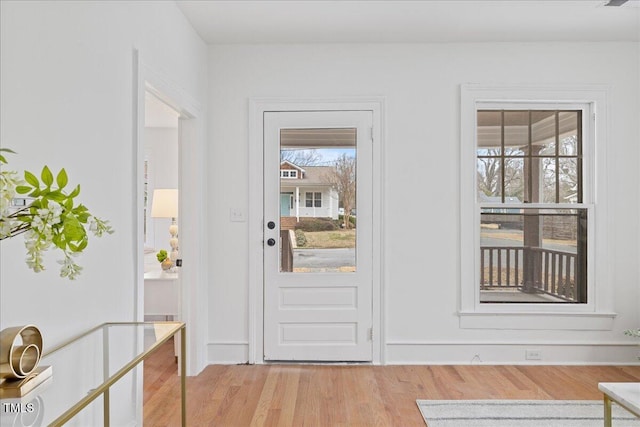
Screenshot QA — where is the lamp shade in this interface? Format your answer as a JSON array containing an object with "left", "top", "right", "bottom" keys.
[{"left": 150, "top": 189, "right": 178, "bottom": 218}]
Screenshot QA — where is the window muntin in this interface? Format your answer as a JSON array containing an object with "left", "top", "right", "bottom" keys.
[
  {"left": 281, "top": 170, "right": 298, "bottom": 178},
  {"left": 477, "top": 109, "right": 586, "bottom": 304}
]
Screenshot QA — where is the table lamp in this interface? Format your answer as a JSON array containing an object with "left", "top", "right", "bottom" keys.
[{"left": 150, "top": 189, "right": 179, "bottom": 265}]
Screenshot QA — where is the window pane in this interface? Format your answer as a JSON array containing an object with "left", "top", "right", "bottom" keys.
[
  {"left": 542, "top": 157, "right": 557, "bottom": 203},
  {"left": 503, "top": 111, "right": 528, "bottom": 156},
  {"left": 477, "top": 111, "right": 502, "bottom": 156},
  {"left": 503, "top": 157, "right": 525, "bottom": 203},
  {"left": 559, "top": 111, "right": 579, "bottom": 154},
  {"left": 280, "top": 128, "right": 357, "bottom": 273},
  {"left": 477, "top": 158, "right": 502, "bottom": 201},
  {"left": 559, "top": 158, "right": 579, "bottom": 203},
  {"left": 531, "top": 111, "right": 557, "bottom": 155},
  {"left": 480, "top": 208, "right": 587, "bottom": 304}
]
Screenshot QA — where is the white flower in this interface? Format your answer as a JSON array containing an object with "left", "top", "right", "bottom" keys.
[
  {"left": 58, "top": 253, "right": 82, "bottom": 280},
  {"left": 31, "top": 215, "right": 46, "bottom": 233},
  {"left": 0, "top": 219, "right": 16, "bottom": 239},
  {"left": 0, "top": 170, "right": 24, "bottom": 218},
  {"left": 23, "top": 229, "right": 53, "bottom": 273},
  {"left": 88, "top": 216, "right": 114, "bottom": 237}
]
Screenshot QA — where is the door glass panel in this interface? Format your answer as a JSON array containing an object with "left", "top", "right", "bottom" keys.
[{"left": 279, "top": 128, "right": 357, "bottom": 273}]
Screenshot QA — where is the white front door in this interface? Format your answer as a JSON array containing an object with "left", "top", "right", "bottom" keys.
[{"left": 263, "top": 110, "right": 373, "bottom": 361}]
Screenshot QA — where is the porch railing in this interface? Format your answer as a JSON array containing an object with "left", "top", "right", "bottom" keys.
[
  {"left": 280, "top": 230, "right": 294, "bottom": 272},
  {"left": 480, "top": 246, "right": 578, "bottom": 301}
]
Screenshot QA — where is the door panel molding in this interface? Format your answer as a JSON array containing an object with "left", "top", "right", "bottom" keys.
[{"left": 248, "top": 98, "right": 385, "bottom": 364}]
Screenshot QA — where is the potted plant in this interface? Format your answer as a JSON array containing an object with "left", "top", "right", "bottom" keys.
[{"left": 156, "top": 249, "right": 173, "bottom": 271}]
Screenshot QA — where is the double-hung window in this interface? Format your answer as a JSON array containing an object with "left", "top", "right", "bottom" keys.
[
  {"left": 460, "top": 85, "right": 613, "bottom": 330},
  {"left": 477, "top": 109, "right": 587, "bottom": 304}
]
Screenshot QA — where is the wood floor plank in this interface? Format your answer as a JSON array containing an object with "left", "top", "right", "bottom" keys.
[{"left": 143, "top": 341, "right": 640, "bottom": 426}]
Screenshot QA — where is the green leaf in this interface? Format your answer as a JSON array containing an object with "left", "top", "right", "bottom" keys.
[
  {"left": 56, "top": 169, "right": 68, "bottom": 189},
  {"left": 41, "top": 166, "right": 54, "bottom": 187},
  {"left": 68, "top": 184, "right": 80, "bottom": 199},
  {"left": 46, "top": 190, "right": 66, "bottom": 202},
  {"left": 24, "top": 171, "right": 39, "bottom": 187},
  {"left": 69, "top": 237, "right": 88, "bottom": 252},
  {"left": 52, "top": 233, "right": 66, "bottom": 250},
  {"left": 0, "top": 148, "right": 16, "bottom": 164},
  {"left": 77, "top": 212, "right": 90, "bottom": 223},
  {"left": 16, "top": 186, "right": 32, "bottom": 194},
  {"left": 63, "top": 213, "right": 85, "bottom": 241},
  {"left": 28, "top": 188, "right": 41, "bottom": 198}
]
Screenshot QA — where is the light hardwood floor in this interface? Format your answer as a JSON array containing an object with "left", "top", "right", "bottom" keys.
[{"left": 144, "top": 339, "right": 640, "bottom": 426}]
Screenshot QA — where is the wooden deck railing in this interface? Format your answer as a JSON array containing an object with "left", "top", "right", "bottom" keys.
[
  {"left": 280, "top": 230, "right": 294, "bottom": 272},
  {"left": 480, "top": 246, "right": 578, "bottom": 302}
]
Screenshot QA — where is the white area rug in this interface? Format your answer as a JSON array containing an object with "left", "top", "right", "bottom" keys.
[{"left": 416, "top": 399, "right": 640, "bottom": 427}]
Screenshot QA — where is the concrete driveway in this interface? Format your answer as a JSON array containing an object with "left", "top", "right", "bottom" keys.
[{"left": 293, "top": 248, "right": 355, "bottom": 270}]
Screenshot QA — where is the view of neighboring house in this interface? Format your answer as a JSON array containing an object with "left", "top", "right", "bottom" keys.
[{"left": 280, "top": 161, "right": 339, "bottom": 220}]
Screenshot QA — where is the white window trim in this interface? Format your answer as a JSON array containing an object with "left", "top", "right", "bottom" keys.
[
  {"left": 459, "top": 84, "right": 616, "bottom": 330},
  {"left": 280, "top": 170, "right": 298, "bottom": 178}
]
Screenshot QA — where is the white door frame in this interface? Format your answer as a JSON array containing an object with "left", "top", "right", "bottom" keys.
[
  {"left": 133, "top": 50, "right": 208, "bottom": 375},
  {"left": 248, "top": 98, "right": 385, "bottom": 364}
]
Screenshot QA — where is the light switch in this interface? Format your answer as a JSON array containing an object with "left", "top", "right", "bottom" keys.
[{"left": 230, "top": 208, "right": 246, "bottom": 222}]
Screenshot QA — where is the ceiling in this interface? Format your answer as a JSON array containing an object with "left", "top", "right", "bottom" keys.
[{"left": 176, "top": 0, "right": 640, "bottom": 44}]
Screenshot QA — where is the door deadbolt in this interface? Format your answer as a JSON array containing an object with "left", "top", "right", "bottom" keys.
[
  {"left": 267, "top": 238, "right": 276, "bottom": 246},
  {"left": 267, "top": 221, "right": 276, "bottom": 229}
]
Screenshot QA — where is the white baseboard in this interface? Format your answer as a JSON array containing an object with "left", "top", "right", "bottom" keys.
[
  {"left": 204, "top": 341, "right": 639, "bottom": 365},
  {"left": 385, "top": 342, "right": 640, "bottom": 365},
  {"left": 207, "top": 341, "right": 249, "bottom": 363}
]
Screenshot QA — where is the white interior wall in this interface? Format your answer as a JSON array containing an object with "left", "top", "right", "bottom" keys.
[
  {"left": 0, "top": 1, "right": 207, "bottom": 347},
  {"left": 207, "top": 42, "right": 640, "bottom": 364}
]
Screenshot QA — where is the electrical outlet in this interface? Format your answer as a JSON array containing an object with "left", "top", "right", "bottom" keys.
[{"left": 525, "top": 349, "right": 542, "bottom": 360}]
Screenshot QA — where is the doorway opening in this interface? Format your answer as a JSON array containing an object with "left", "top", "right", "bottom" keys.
[
  {"left": 142, "top": 92, "right": 181, "bottom": 323},
  {"left": 134, "top": 52, "right": 207, "bottom": 376}
]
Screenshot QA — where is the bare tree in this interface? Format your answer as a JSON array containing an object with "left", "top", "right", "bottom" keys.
[
  {"left": 324, "top": 154, "right": 356, "bottom": 229},
  {"left": 280, "top": 149, "right": 323, "bottom": 166},
  {"left": 477, "top": 149, "right": 525, "bottom": 201}
]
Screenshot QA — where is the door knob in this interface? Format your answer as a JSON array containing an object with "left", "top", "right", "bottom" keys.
[{"left": 267, "top": 238, "right": 276, "bottom": 246}]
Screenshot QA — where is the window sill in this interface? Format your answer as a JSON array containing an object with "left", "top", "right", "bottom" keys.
[{"left": 459, "top": 311, "right": 617, "bottom": 330}]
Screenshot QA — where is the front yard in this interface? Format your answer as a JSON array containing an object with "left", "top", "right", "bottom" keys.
[{"left": 298, "top": 229, "right": 356, "bottom": 249}]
